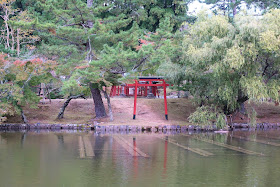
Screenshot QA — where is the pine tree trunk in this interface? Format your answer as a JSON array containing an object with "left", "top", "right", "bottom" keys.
[
  {"left": 86, "top": 0, "right": 94, "bottom": 61},
  {"left": 86, "top": 0, "right": 106, "bottom": 118},
  {"left": 17, "top": 28, "right": 20, "bottom": 56},
  {"left": 90, "top": 83, "right": 107, "bottom": 118},
  {"left": 101, "top": 89, "right": 113, "bottom": 121},
  {"left": 87, "top": 0, "right": 93, "bottom": 28},
  {"left": 232, "top": 0, "right": 237, "bottom": 16}
]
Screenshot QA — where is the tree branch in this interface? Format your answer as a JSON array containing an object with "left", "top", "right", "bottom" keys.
[
  {"left": 57, "top": 94, "right": 86, "bottom": 119},
  {"left": 262, "top": 56, "right": 270, "bottom": 76}
]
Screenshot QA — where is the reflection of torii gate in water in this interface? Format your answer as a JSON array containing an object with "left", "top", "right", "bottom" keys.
[{"left": 110, "top": 77, "right": 169, "bottom": 120}]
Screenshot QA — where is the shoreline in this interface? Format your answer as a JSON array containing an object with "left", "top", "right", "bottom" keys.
[{"left": 1, "top": 123, "right": 280, "bottom": 132}]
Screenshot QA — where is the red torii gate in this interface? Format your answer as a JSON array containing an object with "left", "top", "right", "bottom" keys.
[
  {"left": 110, "top": 77, "right": 169, "bottom": 120},
  {"left": 110, "top": 82, "right": 159, "bottom": 97}
]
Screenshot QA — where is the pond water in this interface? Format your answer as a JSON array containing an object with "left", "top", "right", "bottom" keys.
[{"left": 1, "top": 130, "right": 280, "bottom": 187}]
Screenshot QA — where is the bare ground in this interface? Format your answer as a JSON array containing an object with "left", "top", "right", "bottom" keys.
[{"left": 5, "top": 97, "right": 280, "bottom": 125}]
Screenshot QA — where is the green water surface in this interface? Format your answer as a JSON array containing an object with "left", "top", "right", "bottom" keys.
[{"left": 0, "top": 130, "right": 280, "bottom": 187}]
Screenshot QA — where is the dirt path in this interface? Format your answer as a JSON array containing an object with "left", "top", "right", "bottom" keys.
[
  {"left": 6, "top": 97, "right": 193, "bottom": 126},
  {"left": 107, "top": 98, "right": 177, "bottom": 126}
]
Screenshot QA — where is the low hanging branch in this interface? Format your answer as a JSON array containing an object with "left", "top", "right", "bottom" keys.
[{"left": 57, "top": 94, "right": 86, "bottom": 119}]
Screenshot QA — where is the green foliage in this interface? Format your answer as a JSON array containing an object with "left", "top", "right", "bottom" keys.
[
  {"left": 12, "top": 0, "right": 192, "bottom": 101},
  {"left": 188, "top": 105, "right": 227, "bottom": 128},
  {"left": 161, "top": 9, "right": 280, "bottom": 118},
  {"left": 200, "top": 0, "right": 280, "bottom": 18},
  {"left": 4, "top": 0, "right": 280, "bottom": 125},
  {"left": 246, "top": 0, "right": 280, "bottom": 10},
  {"left": 247, "top": 107, "right": 257, "bottom": 126},
  {"left": 0, "top": 54, "right": 57, "bottom": 123}
]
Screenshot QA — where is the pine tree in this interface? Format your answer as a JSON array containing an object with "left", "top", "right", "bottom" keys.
[
  {"left": 200, "top": 0, "right": 280, "bottom": 18},
  {"left": 199, "top": 0, "right": 242, "bottom": 17},
  {"left": 17, "top": 0, "right": 190, "bottom": 119}
]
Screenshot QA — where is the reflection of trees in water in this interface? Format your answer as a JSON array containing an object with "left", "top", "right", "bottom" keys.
[
  {"left": 56, "top": 134, "right": 65, "bottom": 149},
  {"left": 0, "top": 133, "right": 7, "bottom": 145},
  {"left": 0, "top": 132, "right": 26, "bottom": 146},
  {"left": 79, "top": 134, "right": 114, "bottom": 187},
  {"left": 93, "top": 135, "right": 107, "bottom": 159},
  {"left": 20, "top": 132, "right": 27, "bottom": 148},
  {"left": 257, "top": 130, "right": 280, "bottom": 140},
  {"left": 0, "top": 133, "right": 10, "bottom": 142},
  {"left": 0, "top": 133, "right": 3, "bottom": 141},
  {"left": 230, "top": 130, "right": 280, "bottom": 186}
]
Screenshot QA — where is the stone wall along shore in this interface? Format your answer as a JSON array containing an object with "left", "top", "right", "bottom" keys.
[{"left": 1, "top": 123, "right": 280, "bottom": 132}]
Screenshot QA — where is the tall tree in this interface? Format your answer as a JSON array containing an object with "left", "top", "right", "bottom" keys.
[
  {"left": 199, "top": 0, "right": 242, "bottom": 17},
  {"left": 0, "top": 0, "right": 17, "bottom": 53},
  {"left": 200, "top": 0, "right": 280, "bottom": 18},
  {"left": 19, "top": 0, "right": 190, "bottom": 119},
  {"left": 159, "top": 9, "right": 280, "bottom": 125},
  {"left": 246, "top": 0, "right": 280, "bottom": 10}
]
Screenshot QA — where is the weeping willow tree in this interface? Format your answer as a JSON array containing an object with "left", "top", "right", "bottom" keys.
[{"left": 159, "top": 9, "right": 280, "bottom": 126}]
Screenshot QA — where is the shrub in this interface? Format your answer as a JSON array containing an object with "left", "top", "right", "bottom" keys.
[{"left": 188, "top": 105, "right": 227, "bottom": 129}]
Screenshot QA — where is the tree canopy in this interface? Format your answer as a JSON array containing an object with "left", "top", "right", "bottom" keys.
[
  {"left": 159, "top": 9, "right": 280, "bottom": 126},
  {"left": 1, "top": 0, "right": 280, "bottom": 127}
]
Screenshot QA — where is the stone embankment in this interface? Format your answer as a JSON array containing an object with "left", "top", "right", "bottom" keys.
[
  {"left": 1, "top": 123, "right": 280, "bottom": 132},
  {"left": 230, "top": 123, "right": 280, "bottom": 130}
]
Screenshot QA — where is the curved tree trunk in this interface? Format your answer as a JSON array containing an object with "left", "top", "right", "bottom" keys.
[
  {"left": 57, "top": 94, "right": 86, "bottom": 119},
  {"left": 21, "top": 110, "right": 28, "bottom": 124},
  {"left": 90, "top": 83, "right": 107, "bottom": 118},
  {"left": 86, "top": 0, "right": 106, "bottom": 119}
]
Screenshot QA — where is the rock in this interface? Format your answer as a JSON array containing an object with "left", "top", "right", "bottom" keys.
[
  {"left": 146, "top": 126, "right": 152, "bottom": 132},
  {"left": 195, "top": 126, "right": 201, "bottom": 131},
  {"left": 120, "top": 125, "right": 126, "bottom": 131},
  {"left": 101, "top": 126, "right": 106, "bottom": 132},
  {"left": 113, "top": 125, "right": 118, "bottom": 132},
  {"left": 188, "top": 125, "right": 194, "bottom": 130},
  {"left": 212, "top": 125, "right": 217, "bottom": 130},
  {"left": 95, "top": 125, "right": 101, "bottom": 131},
  {"left": 181, "top": 126, "right": 187, "bottom": 132},
  {"left": 131, "top": 126, "right": 137, "bottom": 132}
]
